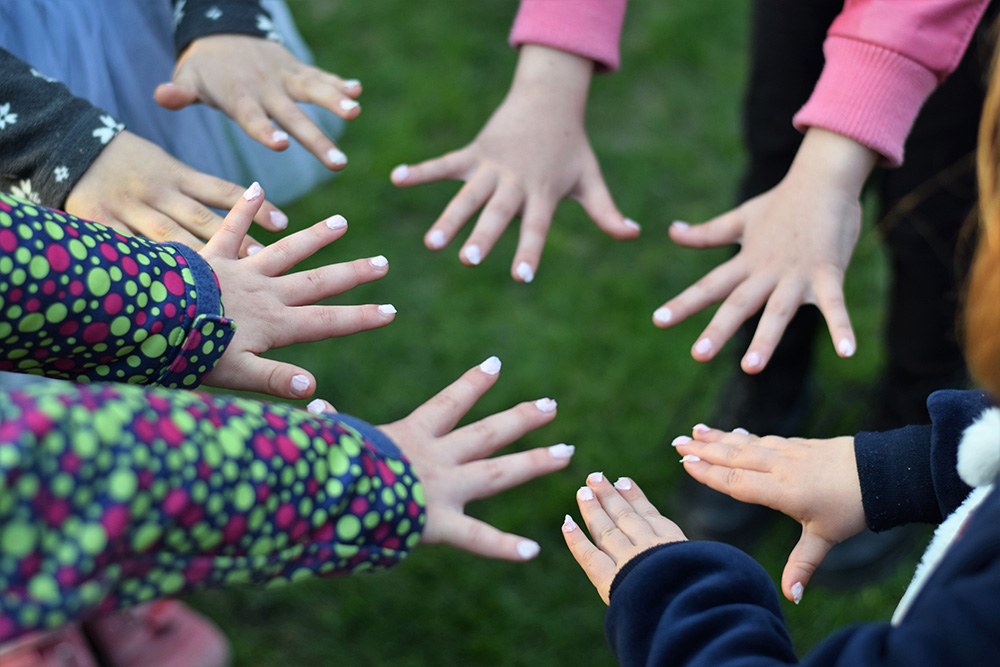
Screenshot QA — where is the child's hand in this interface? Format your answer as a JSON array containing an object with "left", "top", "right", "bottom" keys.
[
  {"left": 65, "top": 131, "right": 285, "bottom": 252},
  {"left": 392, "top": 45, "right": 638, "bottom": 283},
  {"left": 653, "top": 128, "right": 877, "bottom": 373},
  {"left": 379, "top": 357, "right": 573, "bottom": 560},
  {"left": 155, "top": 36, "right": 361, "bottom": 171},
  {"left": 201, "top": 183, "right": 395, "bottom": 399},
  {"left": 562, "top": 474, "right": 687, "bottom": 605},
  {"left": 674, "top": 426, "right": 865, "bottom": 603}
]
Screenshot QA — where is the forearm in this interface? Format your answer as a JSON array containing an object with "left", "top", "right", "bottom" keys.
[{"left": 0, "top": 374, "right": 424, "bottom": 641}]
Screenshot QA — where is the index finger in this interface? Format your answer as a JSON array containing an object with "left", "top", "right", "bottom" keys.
[
  {"left": 410, "top": 357, "right": 504, "bottom": 436},
  {"left": 202, "top": 182, "right": 264, "bottom": 258}
]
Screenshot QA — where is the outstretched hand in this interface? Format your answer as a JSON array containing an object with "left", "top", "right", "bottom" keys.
[
  {"left": 379, "top": 357, "right": 574, "bottom": 561},
  {"left": 201, "top": 182, "right": 396, "bottom": 399},
  {"left": 674, "top": 425, "right": 865, "bottom": 603},
  {"left": 563, "top": 474, "right": 687, "bottom": 605},
  {"left": 392, "top": 45, "right": 637, "bottom": 283},
  {"left": 155, "top": 35, "right": 362, "bottom": 170}
]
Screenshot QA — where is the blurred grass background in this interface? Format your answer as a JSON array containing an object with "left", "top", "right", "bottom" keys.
[{"left": 190, "top": 0, "right": 926, "bottom": 663}]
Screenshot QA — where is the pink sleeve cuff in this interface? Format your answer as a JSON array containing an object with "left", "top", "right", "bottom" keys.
[
  {"left": 509, "top": 0, "right": 627, "bottom": 72},
  {"left": 793, "top": 37, "right": 939, "bottom": 168}
]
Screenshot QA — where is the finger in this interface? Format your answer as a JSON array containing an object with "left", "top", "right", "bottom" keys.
[
  {"left": 576, "top": 474, "right": 635, "bottom": 554},
  {"left": 251, "top": 214, "right": 350, "bottom": 276},
  {"left": 437, "top": 172, "right": 500, "bottom": 264},
  {"left": 691, "top": 275, "right": 775, "bottom": 362},
  {"left": 610, "top": 477, "right": 682, "bottom": 539},
  {"left": 202, "top": 182, "right": 264, "bottom": 258},
  {"left": 408, "top": 357, "right": 506, "bottom": 436},
  {"left": 461, "top": 182, "right": 524, "bottom": 268},
  {"left": 435, "top": 512, "right": 542, "bottom": 562},
  {"left": 306, "top": 398, "right": 337, "bottom": 415},
  {"left": 153, "top": 81, "right": 200, "bottom": 110},
  {"left": 276, "top": 303, "right": 397, "bottom": 345},
  {"left": 811, "top": 268, "right": 857, "bottom": 361},
  {"left": 176, "top": 168, "right": 289, "bottom": 233},
  {"left": 586, "top": 472, "right": 660, "bottom": 546},
  {"left": 509, "top": 195, "right": 557, "bottom": 284},
  {"left": 562, "top": 513, "right": 617, "bottom": 604},
  {"left": 652, "top": 259, "right": 748, "bottom": 330},
  {"left": 781, "top": 529, "right": 835, "bottom": 604},
  {"left": 226, "top": 94, "right": 282, "bottom": 157},
  {"left": 674, "top": 431, "right": 774, "bottom": 474},
  {"left": 739, "top": 279, "right": 809, "bottom": 373},
  {"left": 264, "top": 96, "right": 348, "bottom": 170},
  {"left": 209, "top": 355, "right": 316, "bottom": 400},
  {"left": 124, "top": 205, "right": 205, "bottom": 250},
  {"left": 279, "top": 254, "right": 389, "bottom": 307},
  {"left": 460, "top": 444, "right": 574, "bottom": 501},
  {"left": 450, "top": 399, "right": 561, "bottom": 463},
  {"left": 679, "top": 453, "right": 783, "bottom": 509},
  {"left": 284, "top": 67, "right": 363, "bottom": 120},
  {"left": 575, "top": 163, "right": 640, "bottom": 240},
  {"left": 391, "top": 150, "right": 476, "bottom": 187},
  {"left": 668, "top": 209, "right": 744, "bottom": 249}
]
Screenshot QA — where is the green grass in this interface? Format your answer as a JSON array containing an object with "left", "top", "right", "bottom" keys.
[{"left": 188, "top": 0, "right": 924, "bottom": 663}]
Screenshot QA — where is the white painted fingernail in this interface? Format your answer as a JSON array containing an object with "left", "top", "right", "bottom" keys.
[
  {"left": 535, "top": 398, "right": 557, "bottom": 413},
  {"left": 577, "top": 486, "right": 594, "bottom": 501},
  {"left": 427, "top": 229, "right": 446, "bottom": 249},
  {"left": 693, "top": 423, "right": 710, "bottom": 433},
  {"left": 548, "top": 443, "right": 575, "bottom": 459},
  {"left": 464, "top": 244, "right": 482, "bottom": 265},
  {"left": 343, "top": 79, "right": 361, "bottom": 89},
  {"left": 694, "top": 338, "right": 713, "bottom": 355},
  {"left": 587, "top": 471, "right": 604, "bottom": 484},
  {"left": 744, "top": 351, "right": 761, "bottom": 369},
  {"left": 614, "top": 477, "right": 632, "bottom": 491},
  {"left": 328, "top": 149, "right": 347, "bottom": 167},
  {"left": 653, "top": 307, "right": 672, "bottom": 325},
  {"left": 290, "top": 374, "right": 310, "bottom": 393},
  {"left": 247, "top": 244, "right": 264, "bottom": 255},
  {"left": 270, "top": 210, "right": 288, "bottom": 230},
  {"left": 340, "top": 98, "right": 359, "bottom": 112},
  {"left": 562, "top": 514, "right": 578, "bottom": 533},
  {"left": 307, "top": 399, "right": 326, "bottom": 415},
  {"left": 671, "top": 435, "right": 692, "bottom": 447},
  {"left": 516, "top": 262, "right": 534, "bottom": 283},
  {"left": 391, "top": 164, "right": 409, "bottom": 183},
  {"left": 325, "top": 214, "right": 347, "bottom": 230},
  {"left": 479, "top": 355, "right": 502, "bottom": 375},
  {"left": 792, "top": 581, "right": 804, "bottom": 604},
  {"left": 733, "top": 427, "right": 750, "bottom": 435},
  {"left": 243, "top": 181, "right": 262, "bottom": 201},
  {"left": 624, "top": 218, "right": 641, "bottom": 232},
  {"left": 680, "top": 455, "right": 701, "bottom": 463},
  {"left": 516, "top": 539, "right": 540, "bottom": 560},
  {"left": 838, "top": 338, "right": 856, "bottom": 357},
  {"left": 671, "top": 220, "right": 690, "bottom": 231},
  {"left": 272, "top": 130, "right": 289, "bottom": 144},
  {"left": 378, "top": 304, "right": 396, "bottom": 316},
  {"left": 369, "top": 255, "right": 388, "bottom": 269}
]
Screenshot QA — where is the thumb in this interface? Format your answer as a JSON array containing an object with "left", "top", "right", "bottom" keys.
[
  {"left": 669, "top": 208, "right": 744, "bottom": 249},
  {"left": 781, "top": 528, "right": 835, "bottom": 604},
  {"left": 154, "top": 74, "right": 201, "bottom": 110}
]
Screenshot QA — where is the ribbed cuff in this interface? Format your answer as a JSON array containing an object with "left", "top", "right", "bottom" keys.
[{"left": 509, "top": 0, "right": 626, "bottom": 72}]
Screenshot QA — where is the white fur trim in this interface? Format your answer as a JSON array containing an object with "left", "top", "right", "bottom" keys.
[{"left": 957, "top": 407, "right": 1000, "bottom": 488}]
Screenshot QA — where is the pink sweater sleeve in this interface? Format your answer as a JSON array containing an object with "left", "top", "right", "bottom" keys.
[
  {"left": 793, "top": 0, "right": 991, "bottom": 167},
  {"left": 509, "top": 0, "right": 628, "bottom": 72}
]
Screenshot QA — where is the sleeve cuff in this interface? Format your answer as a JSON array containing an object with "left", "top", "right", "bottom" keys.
[
  {"left": 508, "top": 0, "right": 627, "bottom": 72},
  {"left": 174, "top": 0, "right": 278, "bottom": 54},
  {"left": 855, "top": 424, "right": 938, "bottom": 531}
]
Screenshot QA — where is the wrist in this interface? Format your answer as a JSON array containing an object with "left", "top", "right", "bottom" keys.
[
  {"left": 790, "top": 128, "right": 878, "bottom": 195},
  {"left": 509, "top": 44, "right": 593, "bottom": 112}
]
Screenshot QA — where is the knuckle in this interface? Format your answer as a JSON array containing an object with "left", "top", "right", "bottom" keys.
[{"left": 726, "top": 466, "right": 744, "bottom": 490}]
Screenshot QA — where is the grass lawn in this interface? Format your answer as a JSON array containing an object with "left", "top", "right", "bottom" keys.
[{"left": 189, "top": 0, "right": 926, "bottom": 663}]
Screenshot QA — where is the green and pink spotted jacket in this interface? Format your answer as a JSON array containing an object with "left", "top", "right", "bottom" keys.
[{"left": 0, "top": 194, "right": 425, "bottom": 641}]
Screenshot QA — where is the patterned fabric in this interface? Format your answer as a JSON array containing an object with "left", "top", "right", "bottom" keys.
[
  {"left": 0, "top": 374, "right": 425, "bottom": 641},
  {"left": 173, "top": 0, "right": 278, "bottom": 54},
  {"left": 0, "top": 194, "right": 235, "bottom": 388}
]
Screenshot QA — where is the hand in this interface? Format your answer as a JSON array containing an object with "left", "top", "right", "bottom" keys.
[
  {"left": 562, "top": 473, "right": 687, "bottom": 605},
  {"left": 392, "top": 45, "right": 638, "bottom": 282},
  {"left": 155, "top": 35, "right": 362, "bottom": 170},
  {"left": 65, "top": 131, "right": 285, "bottom": 253},
  {"left": 653, "top": 128, "right": 877, "bottom": 372},
  {"left": 201, "top": 182, "right": 396, "bottom": 399},
  {"left": 379, "top": 357, "right": 574, "bottom": 560},
  {"left": 674, "top": 425, "right": 864, "bottom": 603}
]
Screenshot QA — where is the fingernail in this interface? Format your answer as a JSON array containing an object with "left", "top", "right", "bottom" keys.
[
  {"left": 272, "top": 130, "right": 289, "bottom": 144},
  {"left": 343, "top": 78, "right": 361, "bottom": 89},
  {"left": 744, "top": 351, "right": 761, "bottom": 370},
  {"left": 464, "top": 244, "right": 482, "bottom": 265},
  {"left": 247, "top": 244, "right": 264, "bottom": 256},
  {"left": 671, "top": 220, "right": 690, "bottom": 231},
  {"left": 427, "top": 229, "right": 446, "bottom": 249},
  {"left": 614, "top": 477, "right": 632, "bottom": 491},
  {"left": 479, "top": 355, "right": 502, "bottom": 375},
  {"left": 369, "top": 255, "right": 389, "bottom": 269},
  {"left": 325, "top": 214, "right": 347, "bottom": 230},
  {"left": 378, "top": 304, "right": 397, "bottom": 316},
  {"left": 243, "top": 181, "right": 262, "bottom": 201},
  {"left": 548, "top": 443, "right": 575, "bottom": 459},
  {"left": 577, "top": 486, "right": 594, "bottom": 501},
  {"left": 391, "top": 164, "right": 409, "bottom": 182},
  {"left": 680, "top": 455, "right": 701, "bottom": 463},
  {"left": 671, "top": 435, "right": 692, "bottom": 447},
  {"left": 339, "top": 98, "right": 359, "bottom": 112},
  {"left": 562, "top": 514, "right": 578, "bottom": 533},
  {"left": 290, "top": 374, "right": 310, "bottom": 393},
  {"left": 791, "top": 581, "right": 804, "bottom": 604},
  {"left": 838, "top": 338, "right": 855, "bottom": 357},
  {"left": 653, "top": 307, "right": 672, "bottom": 325},
  {"left": 693, "top": 423, "right": 710, "bottom": 434},
  {"left": 307, "top": 399, "right": 326, "bottom": 415},
  {"left": 535, "top": 398, "right": 557, "bottom": 413},
  {"left": 733, "top": 427, "right": 749, "bottom": 435},
  {"left": 516, "top": 262, "right": 534, "bottom": 283},
  {"left": 327, "top": 149, "right": 348, "bottom": 167},
  {"left": 624, "top": 218, "right": 641, "bottom": 232},
  {"left": 694, "top": 338, "right": 713, "bottom": 355},
  {"left": 270, "top": 210, "right": 288, "bottom": 230},
  {"left": 587, "top": 471, "right": 604, "bottom": 484},
  {"left": 516, "top": 539, "right": 540, "bottom": 560}
]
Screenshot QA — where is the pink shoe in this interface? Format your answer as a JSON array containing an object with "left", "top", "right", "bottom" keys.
[
  {"left": 82, "top": 601, "right": 230, "bottom": 667},
  {"left": 0, "top": 624, "right": 99, "bottom": 667}
]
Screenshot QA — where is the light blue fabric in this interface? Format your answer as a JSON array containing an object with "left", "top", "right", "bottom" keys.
[{"left": 0, "top": 0, "right": 342, "bottom": 205}]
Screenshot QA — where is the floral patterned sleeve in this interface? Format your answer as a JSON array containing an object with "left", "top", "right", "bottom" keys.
[
  {"left": 0, "top": 194, "right": 235, "bottom": 388},
  {"left": 0, "top": 48, "right": 124, "bottom": 209},
  {"left": 172, "top": 0, "right": 280, "bottom": 54},
  {"left": 0, "top": 373, "right": 425, "bottom": 641}
]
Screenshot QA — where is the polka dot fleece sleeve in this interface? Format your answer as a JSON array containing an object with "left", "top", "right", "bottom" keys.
[
  {"left": 0, "top": 193, "right": 236, "bottom": 389},
  {"left": 0, "top": 375, "right": 425, "bottom": 641}
]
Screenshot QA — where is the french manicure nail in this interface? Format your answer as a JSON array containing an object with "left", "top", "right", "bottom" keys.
[
  {"left": 744, "top": 351, "right": 761, "bottom": 369},
  {"left": 243, "top": 181, "right": 262, "bottom": 201},
  {"left": 479, "top": 355, "right": 502, "bottom": 375},
  {"left": 328, "top": 149, "right": 347, "bottom": 167},
  {"left": 391, "top": 164, "right": 409, "bottom": 182},
  {"left": 535, "top": 398, "right": 557, "bottom": 413},
  {"left": 290, "top": 374, "right": 310, "bottom": 393},
  {"left": 587, "top": 471, "right": 604, "bottom": 484},
  {"left": 733, "top": 427, "right": 750, "bottom": 435},
  {"left": 340, "top": 98, "right": 359, "bottom": 112},
  {"left": 343, "top": 78, "right": 361, "bottom": 89},
  {"left": 427, "top": 229, "right": 446, "bottom": 249},
  {"left": 671, "top": 435, "right": 692, "bottom": 447},
  {"left": 671, "top": 220, "right": 690, "bottom": 231},
  {"left": 680, "top": 455, "right": 701, "bottom": 463},
  {"left": 614, "top": 477, "right": 632, "bottom": 491},
  {"left": 378, "top": 304, "right": 397, "bottom": 316},
  {"left": 693, "top": 423, "right": 710, "bottom": 433},
  {"left": 464, "top": 244, "right": 482, "bottom": 266},
  {"left": 548, "top": 443, "right": 575, "bottom": 459},
  {"left": 307, "top": 399, "right": 326, "bottom": 415},
  {"left": 516, "top": 540, "right": 540, "bottom": 560},
  {"left": 325, "top": 214, "right": 347, "bottom": 230},
  {"left": 694, "top": 338, "right": 713, "bottom": 355},
  {"left": 562, "top": 514, "right": 578, "bottom": 533},
  {"left": 270, "top": 210, "right": 289, "bottom": 230},
  {"left": 247, "top": 244, "right": 264, "bottom": 256},
  {"left": 624, "top": 218, "right": 641, "bottom": 232},
  {"left": 577, "top": 486, "right": 594, "bottom": 501},
  {"left": 516, "top": 262, "right": 534, "bottom": 283},
  {"left": 653, "top": 307, "right": 672, "bottom": 325},
  {"left": 791, "top": 581, "right": 804, "bottom": 604},
  {"left": 838, "top": 338, "right": 856, "bottom": 357},
  {"left": 369, "top": 255, "right": 389, "bottom": 269},
  {"left": 272, "top": 130, "right": 289, "bottom": 143}
]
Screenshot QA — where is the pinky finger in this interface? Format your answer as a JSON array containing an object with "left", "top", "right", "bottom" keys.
[
  {"left": 439, "top": 513, "right": 542, "bottom": 562},
  {"left": 562, "top": 514, "right": 617, "bottom": 603}
]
